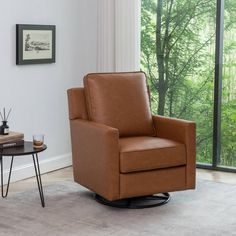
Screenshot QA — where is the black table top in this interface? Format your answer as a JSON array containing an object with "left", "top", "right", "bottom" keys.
[{"left": 0, "top": 141, "right": 47, "bottom": 156}]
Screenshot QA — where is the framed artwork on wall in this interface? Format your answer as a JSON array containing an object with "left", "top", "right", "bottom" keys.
[{"left": 16, "top": 24, "right": 56, "bottom": 65}]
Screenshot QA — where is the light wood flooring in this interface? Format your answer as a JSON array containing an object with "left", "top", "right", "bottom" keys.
[{"left": 4, "top": 167, "right": 236, "bottom": 195}]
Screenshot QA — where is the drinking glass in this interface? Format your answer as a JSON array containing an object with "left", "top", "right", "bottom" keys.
[{"left": 33, "top": 134, "right": 44, "bottom": 148}]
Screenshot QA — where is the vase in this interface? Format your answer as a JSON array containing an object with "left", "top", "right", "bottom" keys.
[{"left": 0, "top": 121, "right": 9, "bottom": 135}]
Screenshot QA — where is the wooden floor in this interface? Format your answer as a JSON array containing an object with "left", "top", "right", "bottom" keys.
[
  {"left": 5, "top": 167, "right": 236, "bottom": 195},
  {"left": 7, "top": 167, "right": 73, "bottom": 195}
]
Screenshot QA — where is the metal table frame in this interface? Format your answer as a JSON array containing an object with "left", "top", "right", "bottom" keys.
[{"left": 0, "top": 142, "right": 47, "bottom": 207}]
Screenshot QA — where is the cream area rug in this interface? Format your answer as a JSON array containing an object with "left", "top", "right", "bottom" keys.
[{"left": 0, "top": 179, "right": 235, "bottom": 236}]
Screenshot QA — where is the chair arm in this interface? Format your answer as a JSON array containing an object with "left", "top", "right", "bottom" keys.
[
  {"left": 70, "top": 119, "right": 120, "bottom": 201},
  {"left": 153, "top": 115, "right": 196, "bottom": 189}
]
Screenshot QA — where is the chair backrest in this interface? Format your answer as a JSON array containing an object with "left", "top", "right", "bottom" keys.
[{"left": 83, "top": 72, "right": 155, "bottom": 137}]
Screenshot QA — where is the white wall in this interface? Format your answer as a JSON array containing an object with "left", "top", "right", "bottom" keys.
[{"left": 0, "top": 0, "right": 98, "bottom": 183}]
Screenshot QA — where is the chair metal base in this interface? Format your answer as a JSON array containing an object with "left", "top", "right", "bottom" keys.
[{"left": 94, "top": 193, "right": 170, "bottom": 209}]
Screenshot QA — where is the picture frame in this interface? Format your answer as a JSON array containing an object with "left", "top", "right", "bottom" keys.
[{"left": 16, "top": 24, "right": 56, "bottom": 65}]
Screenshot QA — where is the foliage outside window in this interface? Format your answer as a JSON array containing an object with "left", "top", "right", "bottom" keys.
[{"left": 141, "top": 0, "right": 236, "bottom": 167}]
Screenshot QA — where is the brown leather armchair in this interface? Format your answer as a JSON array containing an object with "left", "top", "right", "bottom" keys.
[{"left": 67, "top": 72, "right": 196, "bottom": 208}]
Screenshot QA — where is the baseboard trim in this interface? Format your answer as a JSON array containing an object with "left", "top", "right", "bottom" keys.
[{"left": 2, "top": 153, "right": 72, "bottom": 185}]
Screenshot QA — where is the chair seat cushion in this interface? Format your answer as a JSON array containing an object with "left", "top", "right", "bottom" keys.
[{"left": 119, "top": 136, "right": 186, "bottom": 173}]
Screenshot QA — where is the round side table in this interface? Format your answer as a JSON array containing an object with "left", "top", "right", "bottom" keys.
[{"left": 0, "top": 141, "right": 47, "bottom": 207}]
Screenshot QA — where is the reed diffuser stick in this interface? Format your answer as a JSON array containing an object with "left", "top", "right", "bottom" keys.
[
  {"left": 0, "top": 112, "right": 3, "bottom": 121},
  {"left": 6, "top": 108, "right": 12, "bottom": 121},
  {"left": 0, "top": 108, "right": 12, "bottom": 122}
]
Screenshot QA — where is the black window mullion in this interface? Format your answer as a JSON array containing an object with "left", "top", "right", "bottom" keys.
[{"left": 213, "top": 0, "right": 224, "bottom": 167}]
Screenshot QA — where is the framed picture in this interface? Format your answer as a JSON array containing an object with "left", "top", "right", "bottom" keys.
[{"left": 16, "top": 24, "right": 56, "bottom": 65}]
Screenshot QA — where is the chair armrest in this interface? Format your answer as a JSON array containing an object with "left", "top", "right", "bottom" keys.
[
  {"left": 70, "top": 119, "right": 120, "bottom": 201},
  {"left": 153, "top": 115, "right": 196, "bottom": 189}
]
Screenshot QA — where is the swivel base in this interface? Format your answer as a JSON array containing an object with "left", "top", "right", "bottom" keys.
[{"left": 94, "top": 193, "right": 170, "bottom": 209}]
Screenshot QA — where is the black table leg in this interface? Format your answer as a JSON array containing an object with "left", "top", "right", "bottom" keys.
[
  {"left": 0, "top": 155, "right": 14, "bottom": 198},
  {"left": 32, "top": 154, "right": 45, "bottom": 207}
]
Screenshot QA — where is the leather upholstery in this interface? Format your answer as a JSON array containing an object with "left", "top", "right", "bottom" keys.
[
  {"left": 120, "top": 166, "right": 186, "bottom": 198},
  {"left": 119, "top": 136, "right": 186, "bottom": 173},
  {"left": 67, "top": 88, "right": 88, "bottom": 120},
  {"left": 67, "top": 72, "right": 196, "bottom": 202},
  {"left": 70, "top": 119, "right": 120, "bottom": 201},
  {"left": 83, "top": 72, "right": 155, "bottom": 137},
  {"left": 152, "top": 115, "right": 196, "bottom": 189}
]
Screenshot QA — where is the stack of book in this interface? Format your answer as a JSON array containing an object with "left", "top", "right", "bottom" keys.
[{"left": 0, "top": 131, "right": 24, "bottom": 149}]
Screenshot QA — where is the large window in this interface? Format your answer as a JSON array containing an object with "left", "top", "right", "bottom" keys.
[
  {"left": 141, "top": 0, "right": 236, "bottom": 171},
  {"left": 221, "top": 0, "right": 236, "bottom": 168}
]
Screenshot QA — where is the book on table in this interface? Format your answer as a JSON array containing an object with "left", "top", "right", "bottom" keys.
[
  {"left": 0, "top": 131, "right": 24, "bottom": 149},
  {"left": 0, "top": 139, "right": 24, "bottom": 149}
]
